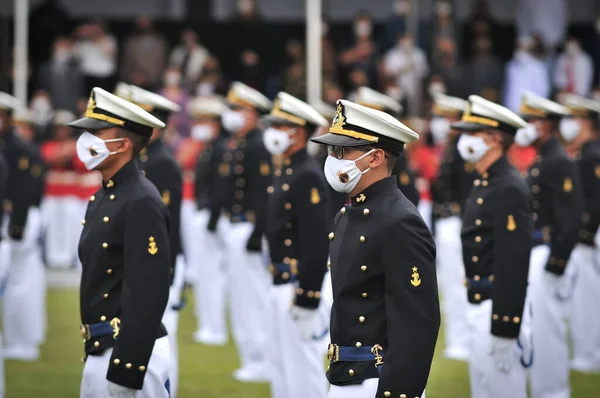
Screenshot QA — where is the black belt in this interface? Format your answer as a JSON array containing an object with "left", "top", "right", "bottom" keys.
[
  {"left": 327, "top": 343, "right": 384, "bottom": 374},
  {"left": 80, "top": 318, "right": 121, "bottom": 341},
  {"left": 269, "top": 261, "right": 298, "bottom": 285}
]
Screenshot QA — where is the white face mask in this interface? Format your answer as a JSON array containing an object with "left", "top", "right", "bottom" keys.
[
  {"left": 566, "top": 41, "right": 579, "bottom": 56},
  {"left": 430, "top": 117, "right": 451, "bottom": 145},
  {"left": 324, "top": 149, "right": 374, "bottom": 193},
  {"left": 514, "top": 123, "right": 538, "bottom": 147},
  {"left": 559, "top": 118, "right": 580, "bottom": 142},
  {"left": 428, "top": 82, "right": 446, "bottom": 97},
  {"left": 221, "top": 110, "right": 246, "bottom": 133},
  {"left": 263, "top": 127, "right": 293, "bottom": 155},
  {"left": 457, "top": 134, "right": 490, "bottom": 163},
  {"left": 191, "top": 124, "right": 214, "bottom": 141},
  {"left": 76, "top": 131, "right": 124, "bottom": 170},
  {"left": 354, "top": 21, "right": 372, "bottom": 39}
]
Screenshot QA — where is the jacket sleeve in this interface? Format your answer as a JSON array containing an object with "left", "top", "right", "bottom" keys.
[
  {"left": 376, "top": 213, "right": 440, "bottom": 398},
  {"left": 248, "top": 141, "right": 272, "bottom": 240},
  {"left": 293, "top": 172, "right": 330, "bottom": 309},
  {"left": 545, "top": 158, "right": 584, "bottom": 275},
  {"left": 578, "top": 155, "right": 600, "bottom": 245},
  {"left": 106, "top": 196, "right": 170, "bottom": 390},
  {"left": 396, "top": 165, "right": 420, "bottom": 207},
  {"left": 161, "top": 162, "right": 183, "bottom": 275},
  {"left": 6, "top": 147, "right": 37, "bottom": 239},
  {"left": 491, "top": 185, "right": 532, "bottom": 338}
]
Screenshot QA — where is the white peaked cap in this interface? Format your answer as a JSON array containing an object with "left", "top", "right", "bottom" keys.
[
  {"left": 263, "top": 92, "right": 328, "bottom": 127},
  {"left": 127, "top": 85, "right": 181, "bottom": 114},
  {"left": 452, "top": 95, "right": 528, "bottom": 135},
  {"left": 520, "top": 91, "right": 571, "bottom": 119},
  {"left": 311, "top": 100, "right": 336, "bottom": 120},
  {"left": 311, "top": 99, "right": 418, "bottom": 155},
  {"left": 226, "top": 81, "right": 273, "bottom": 113},
  {"left": 53, "top": 110, "right": 76, "bottom": 126},
  {"left": 356, "top": 86, "right": 403, "bottom": 115},
  {"left": 69, "top": 87, "right": 165, "bottom": 137},
  {"left": 12, "top": 108, "right": 36, "bottom": 124},
  {"left": 560, "top": 94, "right": 600, "bottom": 116},
  {"left": 432, "top": 93, "right": 467, "bottom": 117},
  {"left": 114, "top": 82, "right": 133, "bottom": 99},
  {"left": 188, "top": 96, "right": 228, "bottom": 119},
  {"left": 0, "top": 92, "right": 20, "bottom": 111}
]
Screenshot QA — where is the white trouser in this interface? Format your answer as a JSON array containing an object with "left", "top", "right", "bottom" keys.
[
  {"left": 3, "top": 208, "right": 47, "bottom": 358},
  {"left": 417, "top": 198, "right": 432, "bottom": 231},
  {"left": 568, "top": 243, "right": 600, "bottom": 369},
  {"left": 179, "top": 200, "right": 196, "bottom": 272},
  {"left": 80, "top": 336, "right": 170, "bottom": 398},
  {"left": 317, "top": 270, "right": 333, "bottom": 351},
  {"left": 227, "top": 222, "right": 271, "bottom": 370},
  {"left": 435, "top": 216, "right": 469, "bottom": 357},
  {"left": 467, "top": 300, "right": 531, "bottom": 398},
  {"left": 42, "top": 195, "right": 84, "bottom": 268},
  {"left": 327, "top": 379, "right": 426, "bottom": 398},
  {"left": 268, "top": 284, "right": 328, "bottom": 398},
  {"left": 191, "top": 210, "right": 228, "bottom": 339},
  {"left": 528, "top": 245, "right": 571, "bottom": 398},
  {"left": 161, "top": 255, "right": 185, "bottom": 398}
]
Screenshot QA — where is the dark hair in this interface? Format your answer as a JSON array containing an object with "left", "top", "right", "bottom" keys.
[
  {"left": 117, "top": 128, "right": 150, "bottom": 158},
  {"left": 355, "top": 145, "right": 398, "bottom": 173}
]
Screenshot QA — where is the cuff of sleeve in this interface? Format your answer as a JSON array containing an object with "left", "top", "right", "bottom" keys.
[
  {"left": 106, "top": 359, "right": 147, "bottom": 390},
  {"left": 8, "top": 225, "right": 24, "bottom": 239},
  {"left": 491, "top": 314, "right": 522, "bottom": 338},
  {"left": 294, "top": 288, "right": 321, "bottom": 309},
  {"left": 545, "top": 256, "right": 567, "bottom": 275},
  {"left": 578, "top": 229, "right": 596, "bottom": 246}
]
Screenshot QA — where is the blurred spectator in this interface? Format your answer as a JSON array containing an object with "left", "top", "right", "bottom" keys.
[
  {"left": 463, "top": 0, "right": 495, "bottom": 59},
  {"left": 160, "top": 66, "right": 191, "bottom": 140},
  {"left": 383, "top": 32, "right": 429, "bottom": 116},
  {"left": 239, "top": 49, "right": 265, "bottom": 92},
  {"left": 384, "top": 0, "right": 410, "bottom": 51},
  {"left": 232, "top": 0, "right": 261, "bottom": 23},
  {"left": 431, "top": 1, "right": 460, "bottom": 69},
  {"left": 517, "top": 0, "right": 567, "bottom": 54},
  {"left": 323, "top": 80, "right": 344, "bottom": 105},
  {"left": 503, "top": 36, "right": 550, "bottom": 112},
  {"left": 321, "top": 21, "right": 337, "bottom": 82},
  {"left": 281, "top": 40, "right": 306, "bottom": 100},
  {"left": 582, "top": 14, "right": 600, "bottom": 87},
  {"left": 464, "top": 36, "right": 503, "bottom": 101},
  {"left": 73, "top": 19, "right": 118, "bottom": 92},
  {"left": 339, "top": 10, "right": 379, "bottom": 88},
  {"left": 554, "top": 37, "right": 594, "bottom": 96},
  {"left": 29, "top": 0, "right": 71, "bottom": 65},
  {"left": 40, "top": 110, "right": 78, "bottom": 170},
  {"left": 346, "top": 68, "right": 370, "bottom": 101},
  {"left": 37, "top": 36, "right": 85, "bottom": 114},
  {"left": 195, "top": 57, "right": 228, "bottom": 97},
  {"left": 431, "top": 37, "right": 464, "bottom": 98},
  {"left": 531, "top": 33, "right": 547, "bottom": 60},
  {"left": 120, "top": 16, "right": 168, "bottom": 90},
  {"left": 169, "top": 28, "right": 211, "bottom": 92}
]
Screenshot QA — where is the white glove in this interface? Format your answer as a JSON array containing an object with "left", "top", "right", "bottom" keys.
[
  {"left": 107, "top": 381, "right": 136, "bottom": 398},
  {"left": 290, "top": 305, "right": 318, "bottom": 340},
  {"left": 490, "top": 336, "right": 517, "bottom": 373}
]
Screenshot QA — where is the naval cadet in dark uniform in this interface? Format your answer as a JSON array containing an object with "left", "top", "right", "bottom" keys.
[
  {"left": 0, "top": 92, "right": 47, "bottom": 361},
  {"left": 187, "top": 95, "right": 230, "bottom": 346},
  {"left": 124, "top": 83, "right": 184, "bottom": 398},
  {"left": 429, "top": 93, "right": 473, "bottom": 361},
  {"left": 208, "top": 81, "right": 274, "bottom": 381},
  {"left": 356, "top": 86, "right": 420, "bottom": 206},
  {"left": 514, "top": 91, "right": 584, "bottom": 398},
  {"left": 452, "top": 95, "right": 532, "bottom": 398},
  {"left": 69, "top": 87, "right": 171, "bottom": 398},
  {"left": 261, "top": 92, "right": 331, "bottom": 398},
  {"left": 311, "top": 99, "right": 439, "bottom": 398},
  {"left": 559, "top": 94, "right": 600, "bottom": 372}
]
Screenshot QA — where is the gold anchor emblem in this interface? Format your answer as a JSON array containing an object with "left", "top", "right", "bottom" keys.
[
  {"left": 563, "top": 177, "right": 573, "bottom": 192},
  {"left": 148, "top": 236, "right": 158, "bottom": 255},
  {"left": 399, "top": 172, "right": 410, "bottom": 186},
  {"left": 355, "top": 194, "right": 366, "bottom": 203},
  {"left": 410, "top": 266, "right": 421, "bottom": 287},
  {"left": 371, "top": 344, "right": 384, "bottom": 367},
  {"left": 507, "top": 215, "right": 516, "bottom": 231},
  {"left": 161, "top": 190, "right": 171, "bottom": 206},
  {"left": 310, "top": 188, "right": 321, "bottom": 204},
  {"left": 109, "top": 318, "right": 120, "bottom": 339}
]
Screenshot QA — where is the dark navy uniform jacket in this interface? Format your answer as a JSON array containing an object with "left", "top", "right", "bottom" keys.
[
  {"left": 461, "top": 156, "right": 533, "bottom": 338},
  {"left": 327, "top": 177, "right": 440, "bottom": 398},
  {"left": 265, "top": 149, "right": 330, "bottom": 308},
  {"left": 194, "top": 134, "right": 226, "bottom": 211},
  {"left": 574, "top": 140, "right": 600, "bottom": 246},
  {"left": 78, "top": 160, "right": 170, "bottom": 390}
]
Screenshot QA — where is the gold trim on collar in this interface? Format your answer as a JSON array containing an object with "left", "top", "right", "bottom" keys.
[
  {"left": 520, "top": 103, "right": 546, "bottom": 117},
  {"left": 329, "top": 127, "right": 379, "bottom": 142}
]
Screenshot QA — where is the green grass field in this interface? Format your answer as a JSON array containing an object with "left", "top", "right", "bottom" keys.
[{"left": 6, "top": 289, "right": 600, "bottom": 397}]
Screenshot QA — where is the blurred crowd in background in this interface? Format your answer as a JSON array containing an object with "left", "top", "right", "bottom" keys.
[{"left": 2, "top": 0, "right": 600, "bottom": 265}]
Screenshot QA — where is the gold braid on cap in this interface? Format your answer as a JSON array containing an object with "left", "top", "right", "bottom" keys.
[
  {"left": 329, "top": 104, "right": 379, "bottom": 143},
  {"left": 461, "top": 102, "right": 499, "bottom": 127},
  {"left": 519, "top": 103, "right": 546, "bottom": 118},
  {"left": 270, "top": 98, "right": 306, "bottom": 125},
  {"left": 84, "top": 94, "right": 125, "bottom": 126}
]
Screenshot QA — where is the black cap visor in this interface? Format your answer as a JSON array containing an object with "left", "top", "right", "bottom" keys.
[
  {"left": 310, "top": 132, "right": 372, "bottom": 147},
  {"left": 68, "top": 117, "right": 118, "bottom": 131}
]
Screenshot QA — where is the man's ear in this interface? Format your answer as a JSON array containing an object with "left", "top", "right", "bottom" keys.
[
  {"left": 369, "top": 148, "right": 386, "bottom": 168},
  {"left": 116, "top": 136, "right": 132, "bottom": 155}
]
